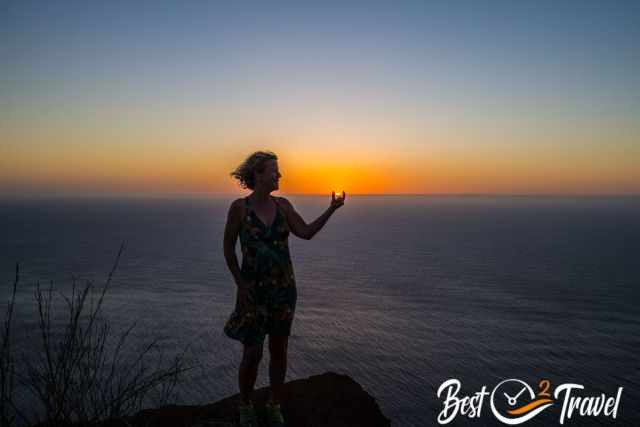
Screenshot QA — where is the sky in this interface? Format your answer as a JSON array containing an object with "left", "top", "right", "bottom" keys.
[{"left": 1, "top": 0, "right": 639, "bottom": 196}]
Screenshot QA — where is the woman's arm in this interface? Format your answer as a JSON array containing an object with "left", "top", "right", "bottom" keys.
[
  {"left": 223, "top": 199, "right": 244, "bottom": 283},
  {"left": 278, "top": 192, "right": 345, "bottom": 240}
]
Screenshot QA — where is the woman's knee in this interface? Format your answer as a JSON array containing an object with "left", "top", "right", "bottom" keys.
[
  {"left": 242, "top": 343, "right": 264, "bottom": 366},
  {"left": 268, "top": 335, "right": 288, "bottom": 359}
]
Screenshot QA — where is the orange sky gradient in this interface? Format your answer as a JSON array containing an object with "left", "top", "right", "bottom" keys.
[{"left": 2, "top": 112, "right": 639, "bottom": 196}]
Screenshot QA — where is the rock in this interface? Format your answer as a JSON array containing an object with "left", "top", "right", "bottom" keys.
[{"left": 104, "top": 371, "right": 390, "bottom": 427}]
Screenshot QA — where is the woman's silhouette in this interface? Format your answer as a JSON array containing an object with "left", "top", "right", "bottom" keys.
[{"left": 223, "top": 150, "right": 345, "bottom": 427}]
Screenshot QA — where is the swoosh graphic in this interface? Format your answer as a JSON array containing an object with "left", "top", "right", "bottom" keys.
[{"left": 508, "top": 398, "right": 554, "bottom": 415}]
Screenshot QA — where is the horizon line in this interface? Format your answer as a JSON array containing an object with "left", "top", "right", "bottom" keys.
[{"left": 1, "top": 191, "right": 639, "bottom": 200}]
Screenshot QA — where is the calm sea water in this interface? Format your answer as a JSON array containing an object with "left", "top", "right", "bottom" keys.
[{"left": 1, "top": 195, "right": 639, "bottom": 426}]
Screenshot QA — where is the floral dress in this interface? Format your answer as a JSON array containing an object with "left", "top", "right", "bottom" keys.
[{"left": 223, "top": 195, "right": 297, "bottom": 345}]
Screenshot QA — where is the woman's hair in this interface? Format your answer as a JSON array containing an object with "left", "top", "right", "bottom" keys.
[{"left": 230, "top": 150, "right": 278, "bottom": 190}]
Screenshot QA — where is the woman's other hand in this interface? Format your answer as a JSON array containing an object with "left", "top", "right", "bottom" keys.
[
  {"left": 236, "top": 277, "right": 255, "bottom": 312},
  {"left": 330, "top": 191, "right": 346, "bottom": 211}
]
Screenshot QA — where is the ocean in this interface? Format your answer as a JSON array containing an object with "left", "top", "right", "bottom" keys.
[{"left": 1, "top": 195, "right": 639, "bottom": 426}]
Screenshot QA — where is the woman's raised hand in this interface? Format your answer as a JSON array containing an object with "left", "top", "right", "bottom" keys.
[{"left": 330, "top": 191, "right": 346, "bottom": 211}]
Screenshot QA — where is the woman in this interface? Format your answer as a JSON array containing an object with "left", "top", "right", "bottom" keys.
[{"left": 223, "top": 150, "right": 345, "bottom": 427}]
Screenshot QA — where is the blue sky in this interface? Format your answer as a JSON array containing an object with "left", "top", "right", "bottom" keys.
[{"left": 1, "top": 0, "right": 639, "bottom": 195}]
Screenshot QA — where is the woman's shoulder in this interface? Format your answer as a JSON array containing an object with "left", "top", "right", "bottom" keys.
[
  {"left": 229, "top": 197, "right": 246, "bottom": 207},
  {"left": 273, "top": 195, "right": 293, "bottom": 210},
  {"left": 229, "top": 197, "right": 248, "bottom": 217}
]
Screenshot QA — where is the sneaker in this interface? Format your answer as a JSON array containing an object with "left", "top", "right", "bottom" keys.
[
  {"left": 238, "top": 400, "right": 258, "bottom": 427},
  {"left": 265, "top": 401, "right": 286, "bottom": 427}
]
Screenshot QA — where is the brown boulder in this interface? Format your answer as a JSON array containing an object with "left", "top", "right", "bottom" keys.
[{"left": 106, "top": 371, "right": 390, "bottom": 427}]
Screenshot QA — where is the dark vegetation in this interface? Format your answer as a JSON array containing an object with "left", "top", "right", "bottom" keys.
[{"left": 1, "top": 242, "right": 193, "bottom": 427}]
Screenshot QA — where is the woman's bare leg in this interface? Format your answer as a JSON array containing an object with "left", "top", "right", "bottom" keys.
[
  {"left": 268, "top": 335, "right": 289, "bottom": 404},
  {"left": 239, "top": 342, "right": 263, "bottom": 404}
]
